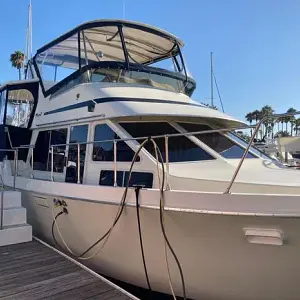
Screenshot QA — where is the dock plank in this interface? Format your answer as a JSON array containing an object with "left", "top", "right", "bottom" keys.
[{"left": 0, "top": 240, "right": 137, "bottom": 300}]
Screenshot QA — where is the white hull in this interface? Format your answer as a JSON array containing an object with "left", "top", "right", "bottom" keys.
[{"left": 6, "top": 176, "right": 300, "bottom": 300}]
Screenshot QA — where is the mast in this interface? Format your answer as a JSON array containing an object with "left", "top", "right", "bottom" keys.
[
  {"left": 210, "top": 52, "right": 213, "bottom": 107},
  {"left": 24, "top": 0, "right": 32, "bottom": 71}
]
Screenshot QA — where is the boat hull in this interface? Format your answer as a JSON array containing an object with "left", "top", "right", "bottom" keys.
[{"left": 16, "top": 186, "right": 300, "bottom": 300}]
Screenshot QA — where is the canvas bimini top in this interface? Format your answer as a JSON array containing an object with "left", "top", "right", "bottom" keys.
[{"left": 33, "top": 19, "right": 195, "bottom": 97}]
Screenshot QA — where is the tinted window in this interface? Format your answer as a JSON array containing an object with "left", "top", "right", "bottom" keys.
[
  {"left": 48, "top": 128, "right": 68, "bottom": 172},
  {"left": 33, "top": 130, "right": 50, "bottom": 171},
  {"left": 99, "top": 170, "right": 153, "bottom": 188},
  {"left": 33, "top": 128, "right": 67, "bottom": 172},
  {"left": 66, "top": 125, "right": 88, "bottom": 183},
  {"left": 227, "top": 132, "right": 272, "bottom": 160},
  {"left": 178, "top": 123, "right": 256, "bottom": 159},
  {"left": 93, "top": 124, "right": 139, "bottom": 162},
  {"left": 119, "top": 122, "right": 214, "bottom": 162}
]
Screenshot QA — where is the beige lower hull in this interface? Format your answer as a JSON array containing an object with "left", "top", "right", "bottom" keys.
[{"left": 16, "top": 187, "right": 300, "bottom": 300}]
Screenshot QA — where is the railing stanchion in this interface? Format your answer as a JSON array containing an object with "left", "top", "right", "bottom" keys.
[
  {"left": 113, "top": 140, "right": 117, "bottom": 187},
  {"left": 15, "top": 149, "right": 18, "bottom": 176},
  {"left": 13, "top": 150, "right": 17, "bottom": 190},
  {"left": 165, "top": 136, "right": 170, "bottom": 190},
  {"left": 51, "top": 146, "right": 54, "bottom": 182},
  {"left": 77, "top": 143, "right": 80, "bottom": 184},
  {"left": 224, "top": 121, "right": 263, "bottom": 194},
  {"left": 31, "top": 147, "right": 34, "bottom": 178},
  {"left": 0, "top": 176, "right": 4, "bottom": 230}
]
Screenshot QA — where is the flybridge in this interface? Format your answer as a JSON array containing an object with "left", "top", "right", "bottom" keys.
[{"left": 32, "top": 19, "right": 196, "bottom": 98}]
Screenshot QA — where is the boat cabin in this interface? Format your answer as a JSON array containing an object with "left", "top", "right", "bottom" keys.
[{"left": 0, "top": 20, "right": 275, "bottom": 192}]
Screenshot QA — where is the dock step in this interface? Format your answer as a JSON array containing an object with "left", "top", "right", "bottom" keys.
[
  {"left": 0, "top": 191, "right": 21, "bottom": 208},
  {"left": 0, "top": 190, "right": 32, "bottom": 247},
  {"left": 3, "top": 207, "right": 27, "bottom": 226},
  {"left": 0, "top": 224, "right": 32, "bottom": 246}
]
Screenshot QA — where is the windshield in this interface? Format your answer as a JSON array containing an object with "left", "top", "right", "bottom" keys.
[
  {"left": 34, "top": 22, "right": 195, "bottom": 97},
  {"left": 119, "top": 122, "right": 215, "bottom": 162},
  {"left": 178, "top": 123, "right": 257, "bottom": 159}
]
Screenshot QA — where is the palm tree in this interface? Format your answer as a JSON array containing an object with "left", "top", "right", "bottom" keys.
[
  {"left": 260, "top": 105, "right": 274, "bottom": 139},
  {"left": 294, "top": 118, "right": 300, "bottom": 136},
  {"left": 287, "top": 108, "right": 297, "bottom": 136},
  {"left": 252, "top": 110, "right": 261, "bottom": 124},
  {"left": 245, "top": 112, "right": 254, "bottom": 135},
  {"left": 10, "top": 51, "right": 25, "bottom": 80},
  {"left": 252, "top": 110, "right": 261, "bottom": 139}
]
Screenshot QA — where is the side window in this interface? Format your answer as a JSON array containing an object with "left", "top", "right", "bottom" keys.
[
  {"left": 99, "top": 170, "right": 153, "bottom": 188},
  {"left": 6, "top": 89, "right": 35, "bottom": 128},
  {"left": 33, "top": 128, "right": 67, "bottom": 172},
  {"left": 48, "top": 128, "right": 68, "bottom": 172},
  {"left": 93, "top": 124, "right": 139, "bottom": 162},
  {"left": 33, "top": 130, "right": 51, "bottom": 171},
  {"left": 65, "top": 125, "right": 88, "bottom": 183}
]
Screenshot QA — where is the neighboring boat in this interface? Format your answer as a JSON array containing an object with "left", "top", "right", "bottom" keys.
[{"left": 1, "top": 20, "right": 300, "bottom": 300}]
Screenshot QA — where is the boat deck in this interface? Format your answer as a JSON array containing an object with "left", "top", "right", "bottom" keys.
[{"left": 0, "top": 239, "right": 138, "bottom": 300}]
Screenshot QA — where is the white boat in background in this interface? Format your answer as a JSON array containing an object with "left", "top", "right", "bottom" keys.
[
  {"left": 256, "top": 137, "right": 300, "bottom": 168},
  {"left": 1, "top": 19, "right": 300, "bottom": 300}
]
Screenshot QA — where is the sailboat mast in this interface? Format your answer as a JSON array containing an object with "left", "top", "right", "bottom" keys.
[
  {"left": 210, "top": 52, "right": 213, "bottom": 107},
  {"left": 25, "top": 0, "right": 32, "bottom": 67}
]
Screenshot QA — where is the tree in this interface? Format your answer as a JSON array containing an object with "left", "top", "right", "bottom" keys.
[
  {"left": 10, "top": 51, "right": 24, "bottom": 80},
  {"left": 252, "top": 110, "right": 261, "bottom": 124},
  {"left": 260, "top": 105, "right": 274, "bottom": 139},
  {"left": 245, "top": 112, "right": 254, "bottom": 135},
  {"left": 295, "top": 118, "right": 300, "bottom": 136},
  {"left": 286, "top": 108, "right": 297, "bottom": 136}
]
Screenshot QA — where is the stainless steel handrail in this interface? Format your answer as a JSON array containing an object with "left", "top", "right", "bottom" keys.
[
  {"left": 224, "top": 111, "right": 300, "bottom": 194},
  {"left": 50, "top": 125, "right": 253, "bottom": 148},
  {"left": 0, "top": 174, "right": 4, "bottom": 230}
]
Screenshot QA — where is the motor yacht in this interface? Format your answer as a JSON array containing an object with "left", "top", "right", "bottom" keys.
[{"left": 1, "top": 20, "right": 300, "bottom": 300}]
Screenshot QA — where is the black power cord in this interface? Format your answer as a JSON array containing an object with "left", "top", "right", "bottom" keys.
[
  {"left": 154, "top": 143, "right": 187, "bottom": 300},
  {"left": 135, "top": 185, "right": 152, "bottom": 292},
  {"left": 78, "top": 138, "right": 150, "bottom": 258},
  {"left": 51, "top": 138, "right": 187, "bottom": 300}
]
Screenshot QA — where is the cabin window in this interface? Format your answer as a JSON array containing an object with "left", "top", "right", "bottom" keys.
[
  {"left": 99, "top": 170, "right": 153, "bottom": 188},
  {"left": 6, "top": 89, "right": 35, "bottom": 128},
  {"left": 33, "top": 130, "right": 51, "bottom": 171},
  {"left": 93, "top": 124, "right": 139, "bottom": 162},
  {"left": 65, "top": 125, "right": 88, "bottom": 183},
  {"left": 178, "top": 123, "right": 256, "bottom": 159},
  {"left": 119, "top": 122, "right": 215, "bottom": 162},
  {"left": 33, "top": 128, "right": 68, "bottom": 172}
]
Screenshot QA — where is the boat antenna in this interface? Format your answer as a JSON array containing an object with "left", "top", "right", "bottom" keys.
[
  {"left": 24, "top": 0, "right": 32, "bottom": 76},
  {"left": 213, "top": 71, "right": 225, "bottom": 113},
  {"left": 210, "top": 52, "right": 214, "bottom": 107},
  {"left": 210, "top": 52, "right": 225, "bottom": 112}
]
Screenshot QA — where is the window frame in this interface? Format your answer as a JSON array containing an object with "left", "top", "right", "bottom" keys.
[
  {"left": 174, "top": 122, "right": 262, "bottom": 160},
  {"left": 90, "top": 120, "right": 142, "bottom": 164},
  {"left": 32, "top": 126, "right": 70, "bottom": 174},
  {"left": 0, "top": 81, "right": 39, "bottom": 129},
  {"left": 118, "top": 120, "right": 217, "bottom": 163}
]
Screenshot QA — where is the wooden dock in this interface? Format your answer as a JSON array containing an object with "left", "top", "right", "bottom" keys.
[{"left": 0, "top": 239, "right": 139, "bottom": 300}]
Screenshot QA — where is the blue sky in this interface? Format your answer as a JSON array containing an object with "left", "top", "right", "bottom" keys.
[{"left": 1, "top": 0, "right": 300, "bottom": 121}]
